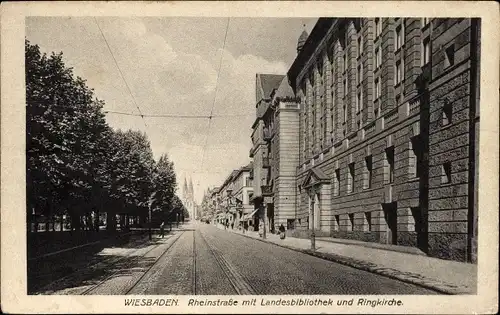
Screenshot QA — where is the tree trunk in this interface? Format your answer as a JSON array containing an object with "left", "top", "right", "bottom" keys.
[
  {"left": 94, "top": 208, "right": 100, "bottom": 232},
  {"left": 72, "top": 214, "right": 81, "bottom": 231},
  {"left": 107, "top": 209, "right": 116, "bottom": 231}
]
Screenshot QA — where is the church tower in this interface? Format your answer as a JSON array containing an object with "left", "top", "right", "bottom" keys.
[{"left": 181, "top": 175, "right": 196, "bottom": 220}]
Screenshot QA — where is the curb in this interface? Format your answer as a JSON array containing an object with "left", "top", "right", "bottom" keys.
[{"left": 223, "top": 228, "right": 473, "bottom": 295}]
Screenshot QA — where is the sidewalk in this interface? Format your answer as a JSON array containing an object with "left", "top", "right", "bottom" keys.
[{"left": 218, "top": 226, "right": 477, "bottom": 295}]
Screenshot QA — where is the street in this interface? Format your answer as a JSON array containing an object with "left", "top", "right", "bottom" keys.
[{"left": 32, "top": 221, "right": 436, "bottom": 295}]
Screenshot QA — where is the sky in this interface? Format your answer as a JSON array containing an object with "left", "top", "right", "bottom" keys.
[{"left": 26, "top": 16, "right": 317, "bottom": 204}]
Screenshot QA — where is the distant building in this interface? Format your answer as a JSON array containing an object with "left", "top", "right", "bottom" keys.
[
  {"left": 213, "top": 164, "right": 254, "bottom": 229},
  {"left": 248, "top": 18, "right": 479, "bottom": 263},
  {"left": 182, "top": 176, "right": 196, "bottom": 220}
]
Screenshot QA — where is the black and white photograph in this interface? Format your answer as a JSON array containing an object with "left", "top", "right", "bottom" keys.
[{"left": 1, "top": 1, "right": 498, "bottom": 314}]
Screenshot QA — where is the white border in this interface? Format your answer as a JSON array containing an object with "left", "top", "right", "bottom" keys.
[{"left": 1, "top": 1, "right": 499, "bottom": 314}]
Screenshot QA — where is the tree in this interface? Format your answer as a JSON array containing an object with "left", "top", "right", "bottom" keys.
[
  {"left": 151, "top": 154, "right": 177, "bottom": 223},
  {"left": 104, "top": 129, "right": 155, "bottom": 229},
  {"left": 26, "top": 40, "right": 110, "bottom": 231}
]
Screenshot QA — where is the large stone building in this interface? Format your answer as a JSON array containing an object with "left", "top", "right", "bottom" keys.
[{"left": 249, "top": 18, "right": 479, "bottom": 262}]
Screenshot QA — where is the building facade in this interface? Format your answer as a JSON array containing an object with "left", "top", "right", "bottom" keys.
[
  {"left": 249, "top": 74, "right": 301, "bottom": 233},
  {"left": 247, "top": 18, "right": 479, "bottom": 263},
  {"left": 212, "top": 164, "right": 254, "bottom": 229}
]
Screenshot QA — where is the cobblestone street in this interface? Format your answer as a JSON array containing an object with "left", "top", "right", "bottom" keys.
[{"left": 31, "top": 222, "right": 437, "bottom": 295}]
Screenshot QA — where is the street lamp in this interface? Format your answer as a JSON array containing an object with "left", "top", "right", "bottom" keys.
[
  {"left": 225, "top": 188, "right": 233, "bottom": 230},
  {"left": 308, "top": 186, "right": 318, "bottom": 251}
]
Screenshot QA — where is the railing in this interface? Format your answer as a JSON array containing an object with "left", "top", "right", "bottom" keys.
[
  {"left": 409, "top": 99, "right": 420, "bottom": 115},
  {"left": 384, "top": 109, "right": 399, "bottom": 126},
  {"left": 364, "top": 121, "right": 376, "bottom": 135},
  {"left": 261, "top": 185, "right": 273, "bottom": 196}
]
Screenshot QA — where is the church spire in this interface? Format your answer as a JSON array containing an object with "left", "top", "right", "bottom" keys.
[
  {"left": 189, "top": 177, "right": 194, "bottom": 197},
  {"left": 183, "top": 177, "right": 188, "bottom": 198}
]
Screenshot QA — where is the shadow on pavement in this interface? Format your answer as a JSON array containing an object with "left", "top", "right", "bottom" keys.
[{"left": 27, "top": 230, "right": 179, "bottom": 294}]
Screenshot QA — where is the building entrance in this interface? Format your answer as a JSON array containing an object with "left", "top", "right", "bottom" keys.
[{"left": 383, "top": 202, "right": 398, "bottom": 245}]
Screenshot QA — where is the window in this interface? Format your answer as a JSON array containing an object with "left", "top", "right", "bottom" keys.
[
  {"left": 441, "top": 162, "right": 452, "bottom": 184},
  {"left": 422, "top": 17, "right": 430, "bottom": 28},
  {"left": 422, "top": 36, "right": 431, "bottom": 66},
  {"left": 357, "top": 36, "right": 364, "bottom": 56},
  {"left": 374, "top": 77, "right": 381, "bottom": 100},
  {"left": 375, "top": 18, "right": 382, "bottom": 38},
  {"left": 442, "top": 100, "right": 452, "bottom": 126},
  {"left": 343, "top": 104, "right": 347, "bottom": 123},
  {"left": 385, "top": 146, "right": 395, "bottom": 184},
  {"left": 356, "top": 91, "right": 363, "bottom": 113},
  {"left": 357, "top": 63, "right": 363, "bottom": 85},
  {"left": 409, "top": 136, "right": 424, "bottom": 178},
  {"left": 348, "top": 213, "right": 355, "bottom": 231},
  {"left": 445, "top": 44, "right": 455, "bottom": 68},
  {"left": 364, "top": 212, "right": 372, "bottom": 232},
  {"left": 347, "top": 162, "right": 355, "bottom": 193},
  {"left": 343, "top": 53, "right": 347, "bottom": 73},
  {"left": 375, "top": 48, "right": 382, "bottom": 69},
  {"left": 395, "top": 25, "right": 404, "bottom": 50},
  {"left": 359, "top": 89, "right": 364, "bottom": 110},
  {"left": 364, "top": 155, "right": 373, "bottom": 189},
  {"left": 395, "top": 60, "right": 403, "bottom": 85},
  {"left": 334, "top": 168, "right": 340, "bottom": 196}
]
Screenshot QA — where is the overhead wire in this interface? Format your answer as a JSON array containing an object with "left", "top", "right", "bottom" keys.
[
  {"left": 103, "top": 110, "right": 253, "bottom": 118},
  {"left": 94, "top": 17, "right": 240, "bottom": 189},
  {"left": 199, "top": 17, "right": 230, "bottom": 171},
  {"left": 94, "top": 17, "right": 149, "bottom": 130}
]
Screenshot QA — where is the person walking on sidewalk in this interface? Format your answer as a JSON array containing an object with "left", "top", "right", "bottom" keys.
[
  {"left": 159, "top": 222, "right": 165, "bottom": 238},
  {"left": 279, "top": 223, "right": 286, "bottom": 240},
  {"left": 243, "top": 221, "right": 248, "bottom": 234}
]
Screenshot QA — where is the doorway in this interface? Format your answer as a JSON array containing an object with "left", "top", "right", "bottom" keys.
[
  {"left": 267, "top": 203, "right": 274, "bottom": 233},
  {"left": 308, "top": 193, "right": 321, "bottom": 230},
  {"left": 383, "top": 202, "right": 398, "bottom": 245},
  {"left": 411, "top": 206, "right": 428, "bottom": 253}
]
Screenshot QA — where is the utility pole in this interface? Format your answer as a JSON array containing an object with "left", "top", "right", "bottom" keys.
[
  {"left": 262, "top": 203, "right": 267, "bottom": 239},
  {"left": 309, "top": 188, "right": 316, "bottom": 251},
  {"left": 148, "top": 191, "right": 157, "bottom": 241}
]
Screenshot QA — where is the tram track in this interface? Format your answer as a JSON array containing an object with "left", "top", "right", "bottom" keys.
[
  {"left": 122, "top": 230, "right": 185, "bottom": 295},
  {"left": 196, "top": 228, "right": 257, "bottom": 295}
]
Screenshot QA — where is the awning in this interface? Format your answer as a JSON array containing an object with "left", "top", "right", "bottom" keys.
[{"left": 242, "top": 209, "right": 258, "bottom": 220}]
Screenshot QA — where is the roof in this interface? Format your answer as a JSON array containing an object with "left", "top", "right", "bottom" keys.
[
  {"left": 288, "top": 18, "right": 338, "bottom": 91},
  {"left": 274, "top": 76, "right": 295, "bottom": 99},
  {"left": 298, "top": 30, "right": 309, "bottom": 44},
  {"left": 257, "top": 73, "right": 285, "bottom": 101},
  {"left": 300, "top": 167, "right": 330, "bottom": 188}
]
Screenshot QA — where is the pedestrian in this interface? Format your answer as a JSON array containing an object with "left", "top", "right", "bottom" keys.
[
  {"left": 160, "top": 221, "right": 165, "bottom": 238},
  {"left": 231, "top": 222, "right": 234, "bottom": 230},
  {"left": 258, "top": 220, "right": 263, "bottom": 238},
  {"left": 279, "top": 223, "right": 286, "bottom": 240},
  {"left": 243, "top": 221, "right": 248, "bottom": 234}
]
